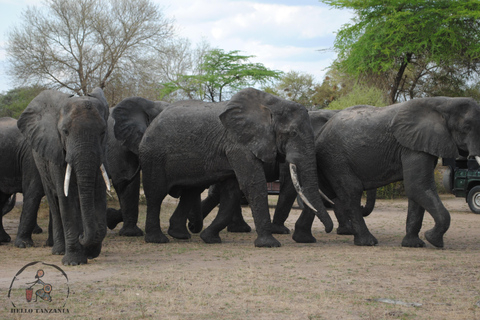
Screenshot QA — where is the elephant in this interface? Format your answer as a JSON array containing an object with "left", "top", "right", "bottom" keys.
[
  {"left": 190, "top": 109, "right": 376, "bottom": 242},
  {"left": 105, "top": 97, "right": 171, "bottom": 236},
  {"left": 295, "top": 97, "right": 480, "bottom": 248},
  {"left": 0, "top": 117, "right": 45, "bottom": 247},
  {"left": 17, "top": 88, "right": 111, "bottom": 265},
  {"left": 113, "top": 88, "right": 333, "bottom": 247}
]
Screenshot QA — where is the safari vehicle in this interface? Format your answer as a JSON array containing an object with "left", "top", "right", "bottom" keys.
[{"left": 442, "top": 157, "right": 480, "bottom": 214}]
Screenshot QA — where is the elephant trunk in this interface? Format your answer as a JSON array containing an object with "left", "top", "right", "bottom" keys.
[
  {"left": 71, "top": 153, "right": 102, "bottom": 248},
  {"left": 286, "top": 152, "right": 333, "bottom": 233}
]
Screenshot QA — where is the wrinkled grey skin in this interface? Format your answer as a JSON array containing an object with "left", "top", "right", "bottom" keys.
[
  {"left": 18, "top": 88, "right": 109, "bottom": 265},
  {"left": 190, "top": 109, "right": 376, "bottom": 241},
  {"left": 0, "top": 118, "right": 45, "bottom": 247},
  {"left": 297, "top": 97, "right": 480, "bottom": 248},
  {"left": 113, "top": 88, "right": 333, "bottom": 247},
  {"left": 105, "top": 97, "right": 171, "bottom": 236}
]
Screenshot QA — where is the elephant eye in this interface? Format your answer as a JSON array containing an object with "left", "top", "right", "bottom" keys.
[
  {"left": 289, "top": 130, "right": 298, "bottom": 138},
  {"left": 63, "top": 129, "right": 69, "bottom": 136}
]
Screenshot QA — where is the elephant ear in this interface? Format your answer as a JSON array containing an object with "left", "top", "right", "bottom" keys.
[
  {"left": 390, "top": 98, "right": 459, "bottom": 158},
  {"left": 112, "top": 97, "right": 170, "bottom": 155},
  {"left": 219, "top": 88, "right": 277, "bottom": 163},
  {"left": 87, "top": 87, "right": 109, "bottom": 121},
  {"left": 17, "top": 90, "right": 72, "bottom": 165}
]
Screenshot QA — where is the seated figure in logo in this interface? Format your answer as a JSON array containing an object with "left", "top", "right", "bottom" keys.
[{"left": 26, "top": 269, "right": 52, "bottom": 302}]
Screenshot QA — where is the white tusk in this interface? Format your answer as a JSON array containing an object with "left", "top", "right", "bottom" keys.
[
  {"left": 476, "top": 156, "right": 480, "bottom": 167},
  {"left": 289, "top": 163, "right": 317, "bottom": 213},
  {"left": 319, "top": 188, "right": 335, "bottom": 205},
  {"left": 100, "top": 164, "right": 111, "bottom": 191},
  {"left": 64, "top": 163, "right": 72, "bottom": 197}
]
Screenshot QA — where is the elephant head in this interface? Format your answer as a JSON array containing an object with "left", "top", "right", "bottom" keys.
[
  {"left": 219, "top": 88, "right": 333, "bottom": 231},
  {"left": 18, "top": 88, "right": 110, "bottom": 248},
  {"left": 391, "top": 97, "right": 480, "bottom": 164}
]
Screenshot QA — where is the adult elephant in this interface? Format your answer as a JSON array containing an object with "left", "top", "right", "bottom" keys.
[
  {"left": 17, "top": 88, "right": 111, "bottom": 265},
  {"left": 113, "top": 88, "right": 333, "bottom": 247},
  {"left": 105, "top": 97, "right": 171, "bottom": 236},
  {"left": 190, "top": 109, "right": 376, "bottom": 241},
  {"left": 296, "top": 97, "right": 480, "bottom": 248},
  {"left": 0, "top": 118, "right": 45, "bottom": 247}
]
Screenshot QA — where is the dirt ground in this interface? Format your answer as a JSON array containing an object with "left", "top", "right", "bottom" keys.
[{"left": 1, "top": 194, "right": 480, "bottom": 320}]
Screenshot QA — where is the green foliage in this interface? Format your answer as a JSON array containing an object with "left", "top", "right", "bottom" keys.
[
  {"left": 160, "top": 49, "right": 282, "bottom": 102},
  {"left": 322, "top": 0, "right": 480, "bottom": 103},
  {"left": 267, "top": 71, "right": 317, "bottom": 107},
  {"left": 0, "top": 86, "right": 45, "bottom": 119},
  {"left": 327, "top": 84, "right": 388, "bottom": 110}
]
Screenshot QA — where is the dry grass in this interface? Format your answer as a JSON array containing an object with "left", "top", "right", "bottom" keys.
[{"left": 1, "top": 195, "right": 480, "bottom": 319}]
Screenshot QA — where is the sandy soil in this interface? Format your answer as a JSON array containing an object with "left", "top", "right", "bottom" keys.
[{"left": 1, "top": 194, "right": 480, "bottom": 319}]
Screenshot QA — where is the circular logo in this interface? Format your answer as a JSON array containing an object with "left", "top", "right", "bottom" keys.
[{"left": 8, "top": 261, "right": 69, "bottom": 312}]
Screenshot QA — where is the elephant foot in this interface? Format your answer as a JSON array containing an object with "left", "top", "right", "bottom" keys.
[
  {"left": 33, "top": 224, "right": 43, "bottom": 234},
  {"left": 336, "top": 225, "right": 355, "bottom": 235},
  {"left": 119, "top": 225, "right": 144, "bottom": 237},
  {"left": 200, "top": 229, "right": 222, "bottom": 244},
  {"left": 51, "top": 244, "right": 65, "bottom": 255},
  {"left": 271, "top": 223, "right": 290, "bottom": 234},
  {"left": 353, "top": 233, "right": 378, "bottom": 246},
  {"left": 227, "top": 221, "right": 252, "bottom": 233},
  {"left": 106, "top": 208, "right": 123, "bottom": 230},
  {"left": 45, "top": 235, "right": 54, "bottom": 247},
  {"left": 62, "top": 252, "right": 88, "bottom": 266},
  {"left": 168, "top": 227, "right": 191, "bottom": 240},
  {"left": 14, "top": 237, "right": 34, "bottom": 248},
  {"left": 425, "top": 229, "right": 444, "bottom": 248},
  {"left": 254, "top": 234, "right": 281, "bottom": 247},
  {"left": 188, "top": 221, "right": 203, "bottom": 234},
  {"left": 145, "top": 231, "right": 170, "bottom": 244},
  {"left": 292, "top": 229, "right": 317, "bottom": 243},
  {"left": 0, "top": 231, "right": 11, "bottom": 243},
  {"left": 86, "top": 244, "right": 102, "bottom": 259},
  {"left": 401, "top": 234, "right": 426, "bottom": 248}
]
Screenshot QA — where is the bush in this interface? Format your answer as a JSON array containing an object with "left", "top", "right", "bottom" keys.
[{"left": 327, "top": 84, "right": 388, "bottom": 110}]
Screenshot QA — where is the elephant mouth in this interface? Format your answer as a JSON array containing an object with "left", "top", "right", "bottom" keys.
[{"left": 63, "top": 163, "right": 111, "bottom": 197}]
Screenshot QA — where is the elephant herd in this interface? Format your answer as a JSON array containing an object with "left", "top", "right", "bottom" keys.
[{"left": 1, "top": 87, "right": 480, "bottom": 266}]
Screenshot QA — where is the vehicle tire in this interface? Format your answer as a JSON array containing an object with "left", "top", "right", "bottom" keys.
[
  {"left": 467, "top": 186, "right": 480, "bottom": 214},
  {"left": 442, "top": 166, "right": 453, "bottom": 194}
]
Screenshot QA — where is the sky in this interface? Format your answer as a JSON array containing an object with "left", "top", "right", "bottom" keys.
[{"left": 0, "top": 0, "right": 353, "bottom": 93}]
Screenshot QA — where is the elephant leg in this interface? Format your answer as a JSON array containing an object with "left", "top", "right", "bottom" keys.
[
  {"left": 14, "top": 188, "right": 43, "bottom": 248},
  {"left": 228, "top": 152, "right": 280, "bottom": 247},
  {"left": 401, "top": 198, "right": 426, "bottom": 247},
  {"left": 106, "top": 208, "right": 123, "bottom": 230},
  {"left": 201, "top": 178, "right": 240, "bottom": 243},
  {"left": 168, "top": 189, "right": 203, "bottom": 239},
  {"left": 0, "top": 192, "right": 12, "bottom": 243},
  {"left": 227, "top": 205, "right": 251, "bottom": 233},
  {"left": 333, "top": 200, "right": 355, "bottom": 235},
  {"left": 117, "top": 172, "right": 143, "bottom": 237},
  {"left": 142, "top": 167, "right": 169, "bottom": 244},
  {"left": 292, "top": 207, "right": 317, "bottom": 243},
  {"left": 272, "top": 171, "right": 296, "bottom": 234},
  {"left": 46, "top": 210, "right": 54, "bottom": 247},
  {"left": 188, "top": 186, "right": 212, "bottom": 233},
  {"left": 403, "top": 153, "right": 448, "bottom": 248},
  {"left": 45, "top": 192, "right": 65, "bottom": 254}
]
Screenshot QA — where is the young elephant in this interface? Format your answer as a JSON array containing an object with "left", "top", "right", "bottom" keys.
[
  {"left": 297, "top": 97, "right": 480, "bottom": 248},
  {"left": 0, "top": 118, "right": 45, "bottom": 247},
  {"left": 18, "top": 88, "right": 110, "bottom": 265},
  {"left": 113, "top": 88, "right": 333, "bottom": 247},
  {"left": 105, "top": 97, "right": 171, "bottom": 236}
]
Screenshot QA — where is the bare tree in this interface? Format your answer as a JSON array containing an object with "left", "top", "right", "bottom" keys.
[{"left": 7, "top": 0, "right": 174, "bottom": 99}]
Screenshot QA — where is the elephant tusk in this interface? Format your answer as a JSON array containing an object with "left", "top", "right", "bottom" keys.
[
  {"left": 476, "top": 156, "right": 480, "bottom": 167},
  {"left": 319, "top": 188, "right": 335, "bottom": 205},
  {"left": 64, "top": 163, "right": 72, "bottom": 197},
  {"left": 100, "top": 164, "right": 111, "bottom": 191},
  {"left": 289, "top": 163, "right": 317, "bottom": 213}
]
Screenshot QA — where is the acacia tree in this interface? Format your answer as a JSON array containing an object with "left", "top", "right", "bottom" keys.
[
  {"left": 322, "top": 0, "right": 480, "bottom": 103},
  {"left": 7, "top": 0, "right": 174, "bottom": 99},
  {"left": 160, "top": 49, "right": 283, "bottom": 102}
]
